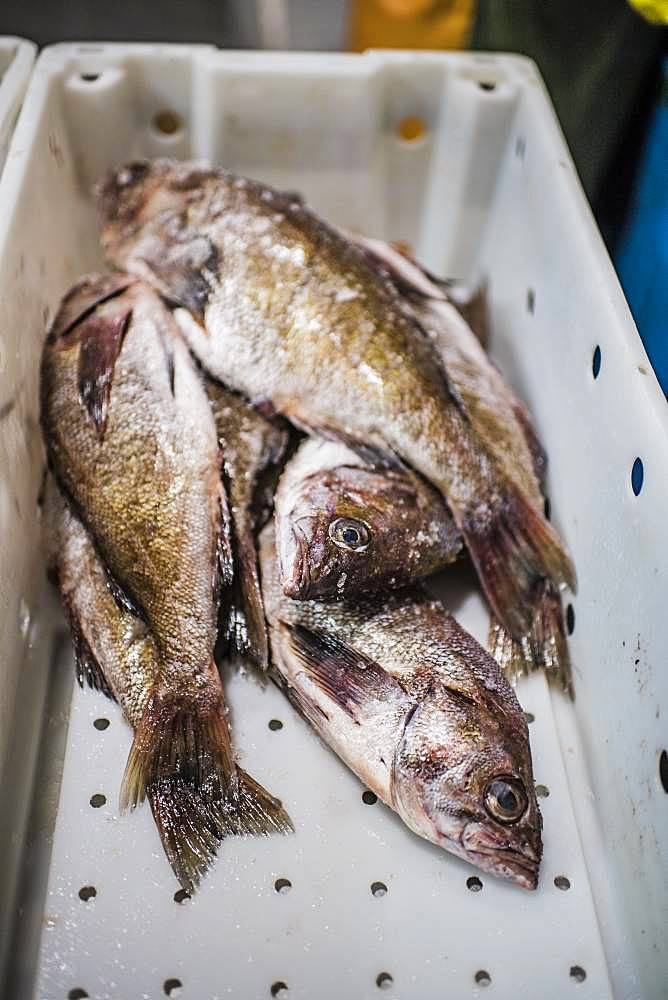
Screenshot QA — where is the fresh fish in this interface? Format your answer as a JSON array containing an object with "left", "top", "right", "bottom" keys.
[
  {"left": 98, "top": 160, "right": 574, "bottom": 680},
  {"left": 40, "top": 275, "right": 292, "bottom": 889},
  {"left": 260, "top": 524, "right": 542, "bottom": 889},
  {"left": 275, "top": 437, "right": 462, "bottom": 600},
  {"left": 206, "top": 378, "right": 288, "bottom": 669}
]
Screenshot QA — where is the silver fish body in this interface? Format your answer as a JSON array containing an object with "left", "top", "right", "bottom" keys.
[{"left": 260, "top": 524, "right": 542, "bottom": 889}]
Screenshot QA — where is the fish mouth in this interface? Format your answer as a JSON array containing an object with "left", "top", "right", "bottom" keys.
[
  {"left": 461, "top": 823, "right": 541, "bottom": 890},
  {"left": 280, "top": 522, "right": 312, "bottom": 599}
]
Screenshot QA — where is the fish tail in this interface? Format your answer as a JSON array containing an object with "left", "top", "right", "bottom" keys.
[
  {"left": 148, "top": 773, "right": 292, "bottom": 893},
  {"left": 461, "top": 482, "right": 576, "bottom": 640},
  {"left": 121, "top": 674, "right": 292, "bottom": 888},
  {"left": 230, "top": 768, "right": 294, "bottom": 836},
  {"left": 487, "top": 580, "right": 573, "bottom": 697},
  {"left": 119, "top": 678, "right": 237, "bottom": 814},
  {"left": 146, "top": 777, "right": 227, "bottom": 893}
]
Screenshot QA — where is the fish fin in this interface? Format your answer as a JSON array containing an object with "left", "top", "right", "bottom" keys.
[
  {"left": 140, "top": 236, "right": 220, "bottom": 323},
  {"left": 293, "top": 421, "right": 406, "bottom": 473},
  {"left": 488, "top": 580, "right": 573, "bottom": 697},
  {"left": 49, "top": 272, "right": 135, "bottom": 342},
  {"left": 511, "top": 398, "right": 548, "bottom": 491},
  {"left": 227, "top": 532, "right": 270, "bottom": 671},
  {"left": 456, "top": 280, "right": 490, "bottom": 350},
  {"left": 146, "top": 777, "right": 226, "bottom": 893},
  {"left": 282, "top": 622, "right": 403, "bottom": 719},
  {"left": 227, "top": 768, "right": 294, "bottom": 836},
  {"left": 59, "top": 588, "right": 115, "bottom": 699},
  {"left": 461, "top": 483, "right": 576, "bottom": 640},
  {"left": 120, "top": 677, "right": 236, "bottom": 812},
  {"left": 216, "top": 474, "right": 234, "bottom": 590},
  {"left": 75, "top": 307, "right": 132, "bottom": 440}
]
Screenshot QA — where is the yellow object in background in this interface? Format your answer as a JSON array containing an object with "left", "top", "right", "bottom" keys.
[
  {"left": 349, "top": 0, "right": 477, "bottom": 51},
  {"left": 627, "top": 0, "right": 668, "bottom": 23}
]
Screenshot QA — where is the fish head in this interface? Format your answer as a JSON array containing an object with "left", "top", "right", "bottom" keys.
[
  {"left": 277, "top": 462, "right": 452, "bottom": 600},
  {"left": 392, "top": 691, "right": 542, "bottom": 889}
]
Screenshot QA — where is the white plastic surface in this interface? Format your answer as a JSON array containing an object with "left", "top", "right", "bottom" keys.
[
  {"left": 0, "top": 45, "right": 665, "bottom": 1000},
  {"left": 0, "top": 38, "right": 36, "bottom": 176}
]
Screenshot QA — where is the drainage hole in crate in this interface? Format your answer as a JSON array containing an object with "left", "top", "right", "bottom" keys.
[
  {"left": 93, "top": 717, "right": 109, "bottom": 731},
  {"left": 174, "top": 889, "right": 191, "bottom": 904},
  {"left": 68, "top": 991, "right": 88, "bottom": 999},
  {"left": 554, "top": 875, "right": 571, "bottom": 891},
  {"left": 362, "top": 790, "right": 378, "bottom": 805},
  {"left": 467, "top": 876, "right": 483, "bottom": 892},
  {"left": 592, "top": 345, "right": 602, "bottom": 378},
  {"left": 80, "top": 73, "right": 100, "bottom": 83},
  {"left": 163, "top": 978, "right": 182, "bottom": 997},
  {"left": 371, "top": 880, "right": 388, "bottom": 897},
  {"left": 475, "top": 970, "right": 491, "bottom": 987},
  {"left": 631, "top": 457, "right": 644, "bottom": 496},
  {"left": 395, "top": 116, "right": 427, "bottom": 143},
  {"left": 566, "top": 604, "right": 575, "bottom": 635},
  {"left": 153, "top": 110, "right": 183, "bottom": 137},
  {"left": 659, "top": 750, "right": 668, "bottom": 792},
  {"left": 376, "top": 972, "right": 393, "bottom": 990},
  {"left": 78, "top": 885, "right": 97, "bottom": 902},
  {"left": 274, "top": 877, "right": 292, "bottom": 894},
  {"left": 270, "top": 982, "right": 288, "bottom": 997},
  {"left": 478, "top": 80, "right": 496, "bottom": 91},
  {"left": 536, "top": 783, "right": 550, "bottom": 798},
  {"left": 89, "top": 793, "right": 106, "bottom": 808},
  {"left": 527, "top": 288, "right": 535, "bottom": 314},
  {"left": 523, "top": 711, "right": 535, "bottom": 724},
  {"left": 570, "top": 966, "right": 586, "bottom": 983},
  {"left": 543, "top": 496, "right": 551, "bottom": 520},
  {"left": 268, "top": 718, "right": 283, "bottom": 731}
]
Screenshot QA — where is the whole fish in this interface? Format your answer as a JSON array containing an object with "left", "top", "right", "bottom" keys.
[
  {"left": 98, "top": 160, "right": 575, "bottom": 665},
  {"left": 206, "top": 378, "right": 288, "bottom": 669},
  {"left": 275, "top": 437, "right": 462, "bottom": 600},
  {"left": 40, "top": 275, "right": 292, "bottom": 889},
  {"left": 260, "top": 524, "right": 542, "bottom": 889}
]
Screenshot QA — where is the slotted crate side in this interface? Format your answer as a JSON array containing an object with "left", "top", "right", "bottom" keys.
[
  {"left": 473, "top": 64, "right": 668, "bottom": 998},
  {"left": 0, "top": 44, "right": 663, "bottom": 1000},
  {"left": 0, "top": 38, "right": 36, "bottom": 175}
]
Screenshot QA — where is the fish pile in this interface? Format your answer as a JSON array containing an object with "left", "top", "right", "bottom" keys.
[{"left": 39, "top": 158, "right": 575, "bottom": 894}]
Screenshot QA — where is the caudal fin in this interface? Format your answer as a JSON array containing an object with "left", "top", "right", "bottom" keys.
[
  {"left": 488, "top": 579, "right": 573, "bottom": 697},
  {"left": 230, "top": 768, "right": 294, "bottom": 836},
  {"left": 120, "top": 681, "right": 237, "bottom": 812},
  {"left": 146, "top": 778, "right": 228, "bottom": 892},
  {"left": 462, "top": 482, "right": 576, "bottom": 641},
  {"left": 147, "top": 770, "right": 292, "bottom": 892},
  {"left": 122, "top": 678, "right": 292, "bottom": 890}
]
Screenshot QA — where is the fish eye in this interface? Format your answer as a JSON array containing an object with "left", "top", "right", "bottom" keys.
[
  {"left": 328, "top": 517, "right": 370, "bottom": 552},
  {"left": 484, "top": 777, "right": 528, "bottom": 824}
]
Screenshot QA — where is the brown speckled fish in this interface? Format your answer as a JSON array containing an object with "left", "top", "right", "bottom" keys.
[
  {"left": 275, "top": 437, "right": 462, "bottom": 600},
  {"left": 352, "top": 238, "right": 573, "bottom": 692},
  {"left": 206, "top": 379, "right": 288, "bottom": 670},
  {"left": 260, "top": 524, "right": 542, "bottom": 890},
  {"left": 97, "top": 160, "right": 574, "bottom": 674},
  {"left": 40, "top": 275, "right": 292, "bottom": 890}
]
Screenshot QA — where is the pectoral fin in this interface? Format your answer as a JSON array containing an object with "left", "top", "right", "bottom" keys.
[{"left": 282, "top": 622, "right": 406, "bottom": 721}]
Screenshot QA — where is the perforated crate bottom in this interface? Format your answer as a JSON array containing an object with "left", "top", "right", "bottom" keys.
[{"left": 28, "top": 570, "right": 613, "bottom": 1000}]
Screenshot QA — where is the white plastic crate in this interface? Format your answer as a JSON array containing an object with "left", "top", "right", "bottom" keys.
[
  {"left": 0, "top": 44, "right": 665, "bottom": 1000},
  {"left": 0, "top": 37, "right": 36, "bottom": 176}
]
